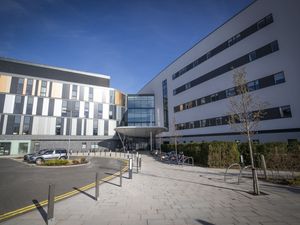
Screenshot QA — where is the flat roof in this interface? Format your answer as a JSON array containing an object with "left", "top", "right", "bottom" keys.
[
  {"left": 115, "top": 126, "right": 167, "bottom": 137},
  {"left": 0, "top": 57, "right": 110, "bottom": 87}
]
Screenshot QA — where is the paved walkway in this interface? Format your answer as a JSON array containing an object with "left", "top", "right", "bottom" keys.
[{"left": 2, "top": 154, "right": 300, "bottom": 225}]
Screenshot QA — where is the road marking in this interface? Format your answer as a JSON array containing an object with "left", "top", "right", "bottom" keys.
[{"left": 0, "top": 160, "right": 128, "bottom": 222}]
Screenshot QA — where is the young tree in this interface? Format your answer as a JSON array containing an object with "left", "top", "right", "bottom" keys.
[{"left": 228, "top": 68, "right": 267, "bottom": 195}]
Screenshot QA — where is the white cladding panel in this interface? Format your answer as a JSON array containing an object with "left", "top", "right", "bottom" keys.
[
  {"left": 138, "top": 0, "right": 300, "bottom": 142},
  {"left": 22, "top": 96, "right": 28, "bottom": 114},
  {"left": 102, "top": 104, "right": 109, "bottom": 119},
  {"left": 32, "top": 116, "right": 56, "bottom": 135},
  {"left": 79, "top": 101, "right": 84, "bottom": 118},
  {"left": 3, "top": 95, "right": 15, "bottom": 113},
  {"left": 32, "top": 97, "right": 38, "bottom": 115},
  {"left": 86, "top": 119, "right": 93, "bottom": 136},
  {"left": 54, "top": 99, "right": 62, "bottom": 117},
  {"left": 89, "top": 102, "right": 94, "bottom": 119},
  {"left": 71, "top": 118, "right": 77, "bottom": 135},
  {"left": 98, "top": 120, "right": 104, "bottom": 136},
  {"left": 108, "top": 120, "right": 116, "bottom": 136},
  {"left": 42, "top": 98, "right": 49, "bottom": 116}
]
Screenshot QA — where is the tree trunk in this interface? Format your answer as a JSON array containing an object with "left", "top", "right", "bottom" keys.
[{"left": 247, "top": 131, "right": 260, "bottom": 195}]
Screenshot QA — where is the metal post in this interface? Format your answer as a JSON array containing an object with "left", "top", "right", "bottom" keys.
[
  {"left": 95, "top": 172, "right": 99, "bottom": 201},
  {"left": 105, "top": 151, "right": 106, "bottom": 157},
  {"left": 150, "top": 131, "right": 153, "bottom": 152},
  {"left": 68, "top": 110, "right": 72, "bottom": 154},
  {"left": 261, "top": 155, "right": 268, "bottom": 180},
  {"left": 136, "top": 156, "right": 139, "bottom": 173},
  {"left": 139, "top": 156, "right": 142, "bottom": 169},
  {"left": 110, "top": 150, "right": 111, "bottom": 157},
  {"left": 127, "top": 151, "right": 129, "bottom": 159},
  {"left": 120, "top": 164, "right": 122, "bottom": 187},
  {"left": 129, "top": 158, "right": 133, "bottom": 179},
  {"left": 47, "top": 184, "right": 55, "bottom": 225}
]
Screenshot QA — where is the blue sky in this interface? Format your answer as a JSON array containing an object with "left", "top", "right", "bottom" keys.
[{"left": 0, "top": 0, "right": 252, "bottom": 94}]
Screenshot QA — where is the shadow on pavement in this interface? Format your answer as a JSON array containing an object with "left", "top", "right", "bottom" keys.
[
  {"left": 73, "top": 187, "right": 96, "bottom": 200},
  {"left": 140, "top": 171, "right": 258, "bottom": 198},
  {"left": 32, "top": 199, "right": 47, "bottom": 224},
  {"left": 105, "top": 172, "right": 129, "bottom": 180},
  {"left": 196, "top": 219, "right": 215, "bottom": 225}
]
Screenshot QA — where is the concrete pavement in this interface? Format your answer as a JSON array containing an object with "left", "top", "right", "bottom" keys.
[{"left": 2, "top": 154, "right": 300, "bottom": 225}]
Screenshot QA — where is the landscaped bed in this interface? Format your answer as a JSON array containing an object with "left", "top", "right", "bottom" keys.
[{"left": 38, "top": 157, "right": 88, "bottom": 166}]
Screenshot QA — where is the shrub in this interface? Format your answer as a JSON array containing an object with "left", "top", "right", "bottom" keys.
[{"left": 44, "top": 159, "right": 69, "bottom": 166}]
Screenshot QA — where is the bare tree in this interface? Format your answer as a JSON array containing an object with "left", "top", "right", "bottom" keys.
[{"left": 228, "top": 68, "right": 267, "bottom": 195}]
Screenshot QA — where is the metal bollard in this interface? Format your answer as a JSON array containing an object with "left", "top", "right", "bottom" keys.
[
  {"left": 110, "top": 150, "right": 111, "bottom": 157},
  {"left": 139, "top": 156, "right": 142, "bottom": 169},
  {"left": 120, "top": 164, "right": 122, "bottom": 187},
  {"left": 129, "top": 158, "right": 133, "bottom": 179},
  {"left": 47, "top": 184, "right": 55, "bottom": 225},
  {"left": 115, "top": 151, "right": 117, "bottom": 157},
  {"left": 95, "top": 172, "right": 99, "bottom": 201},
  {"left": 136, "top": 156, "right": 139, "bottom": 173},
  {"left": 261, "top": 155, "right": 268, "bottom": 180},
  {"left": 105, "top": 151, "right": 106, "bottom": 157}
]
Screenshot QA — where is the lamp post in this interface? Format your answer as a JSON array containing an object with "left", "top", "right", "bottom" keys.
[{"left": 67, "top": 110, "right": 73, "bottom": 154}]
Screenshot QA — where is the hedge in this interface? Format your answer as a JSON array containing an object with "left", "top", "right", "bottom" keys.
[{"left": 161, "top": 142, "right": 239, "bottom": 167}]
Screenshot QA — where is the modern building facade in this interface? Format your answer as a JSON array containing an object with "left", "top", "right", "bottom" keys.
[
  {"left": 0, "top": 57, "right": 126, "bottom": 155},
  {"left": 139, "top": 0, "right": 300, "bottom": 144}
]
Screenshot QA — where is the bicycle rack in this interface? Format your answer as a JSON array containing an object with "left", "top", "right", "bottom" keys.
[{"left": 224, "top": 163, "right": 242, "bottom": 184}]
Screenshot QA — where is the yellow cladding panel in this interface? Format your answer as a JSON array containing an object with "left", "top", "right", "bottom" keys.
[
  {"left": 37, "top": 80, "right": 41, "bottom": 96},
  {"left": 22, "top": 78, "right": 27, "bottom": 95},
  {"left": 0, "top": 75, "right": 12, "bottom": 93},
  {"left": 115, "top": 91, "right": 122, "bottom": 106},
  {"left": 32, "top": 80, "right": 36, "bottom": 95},
  {"left": 51, "top": 82, "right": 63, "bottom": 98}
]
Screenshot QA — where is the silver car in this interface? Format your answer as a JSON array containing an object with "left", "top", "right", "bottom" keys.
[{"left": 29, "top": 149, "right": 68, "bottom": 164}]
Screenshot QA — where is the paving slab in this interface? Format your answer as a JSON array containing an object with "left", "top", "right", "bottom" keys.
[{"left": 1, "top": 153, "right": 300, "bottom": 225}]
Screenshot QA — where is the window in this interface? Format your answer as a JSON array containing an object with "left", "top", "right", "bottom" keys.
[
  {"left": 14, "top": 95, "right": 23, "bottom": 114},
  {"left": 89, "top": 88, "right": 93, "bottom": 101},
  {"left": 274, "top": 72, "right": 285, "bottom": 84},
  {"left": 247, "top": 80, "right": 259, "bottom": 91},
  {"left": 210, "top": 93, "right": 219, "bottom": 102},
  {"left": 216, "top": 117, "right": 222, "bottom": 125},
  {"left": 279, "top": 105, "right": 292, "bottom": 118},
  {"left": 271, "top": 41, "right": 279, "bottom": 52},
  {"left": 162, "top": 80, "right": 169, "bottom": 129},
  {"left": 72, "top": 85, "right": 78, "bottom": 99},
  {"left": 200, "top": 98, "right": 206, "bottom": 105},
  {"left": 97, "top": 103, "right": 103, "bottom": 119},
  {"left": 16, "top": 78, "right": 24, "bottom": 94},
  {"left": 23, "top": 116, "right": 31, "bottom": 135},
  {"left": 62, "top": 100, "right": 67, "bottom": 117},
  {"left": 26, "top": 79, "right": 33, "bottom": 95},
  {"left": 257, "top": 18, "right": 266, "bottom": 29},
  {"left": 13, "top": 115, "right": 21, "bottom": 134},
  {"left": 56, "top": 118, "right": 62, "bottom": 135},
  {"left": 226, "top": 88, "right": 236, "bottom": 97},
  {"left": 93, "top": 120, "right": 98, "bottom": 136},
  {"left": 248, "top": 51, "right": 256, "bottom": 61},
  {"left": 26, "top": 96, "right": 33, "bottom": 114},
  {"left": 84, "top": 102, "right": 89, "bottom": 118},
  {"left": 40, "top": 81, "right": 47, "bottom": 96}
]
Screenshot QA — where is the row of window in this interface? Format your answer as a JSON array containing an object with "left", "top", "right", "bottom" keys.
[
  {"left": 175, "top": 105, "right": 292, "bottom": 130},
  {"left": 173, "top": 40, "right": 279, "bottom": 95},
  {"left": 174, "top": 71, "right": 285, "bottom": 113},
  {"left": 172, "top": 14, "right": 273, "bottom": 80},
  {"left": 162, "top": 79, "right": 169, "bottom": 129},
  {"left": 0, "top": 94, "right": 124, "bottom": 120},
  {"left": 0, "top": 75, "right": 126, "bottom": 106},
  {"left": 0, "top": 114, "right": 112, "bottom": 136}
]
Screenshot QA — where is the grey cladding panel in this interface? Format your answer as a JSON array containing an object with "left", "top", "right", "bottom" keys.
[{"left": 0, "top": 59, "right": 109, "bottom": 87}]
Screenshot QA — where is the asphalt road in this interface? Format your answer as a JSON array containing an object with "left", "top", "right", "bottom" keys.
[{"left": 0, "top": 157, "right": 123, "bottom": 215}]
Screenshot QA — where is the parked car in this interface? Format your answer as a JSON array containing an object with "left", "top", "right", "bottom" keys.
[
  {"left": 23, "top": 149, "right": 49, "bottom": 161},
  {"left": 28, "top": 149, "right": 68, "bottom": 164}
]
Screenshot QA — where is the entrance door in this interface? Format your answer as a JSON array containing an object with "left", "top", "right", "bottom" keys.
[{"left": 0, "top": 142, "right": 11, "bottom": 155}]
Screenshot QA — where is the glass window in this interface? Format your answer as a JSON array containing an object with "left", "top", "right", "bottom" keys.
[
  {"left": 26, "top": 96, "right": 33, "bottom": 114},
  {"left": 72, "top": 85, "right": 78, "bottom": 99},
  {"left": 226, "top": 88, "right": 236, "bottom": 97},
  {"left": 62, "top": 100, "right": 67, "bottom": 117},
  {"left": 18, "top": 143, "right": 29, "bottom": 154},
  {"left": 23, "top": 116, "right": 31, "bottom": 135},
  {"left": 93, "top": 120, "right": 98, "bottom": 136},
  {"left": 84, "top": 102, "right": 89, "bottom": 118},
  {"left": 279, "top": 105, "right": 292, "bottom": 118},
  {"left": 40, "top": 81, "right": 47, "bottom": 96},
  {"left": 56, "top": 118, "right": 62, "bottom": 135},
  {"left": 216, "top": 117, "right": 222, "bottom": 125},
  {"left": 274, "top": 72, "right": 285, "bottom": 84},
  {"left": 26, "top": 79, "right": 33, "bottom": 95},
  {"left": 14, "top": 95, "right": 23, "bottom": 114},
  {"left": 247, "top": 80, "right": 259, "bottom": 91},
  {"left": 13, "top": 115, "right": 21, "bottom": 134},
  {"left": 248, "top": 51, "right": 256, "bottom": 61},
  {"left": 89, "top": 88, "right": 93, "bottom": 101},
  {"left": 16, "top": 78, "right": 24, "bottom": 94}
]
